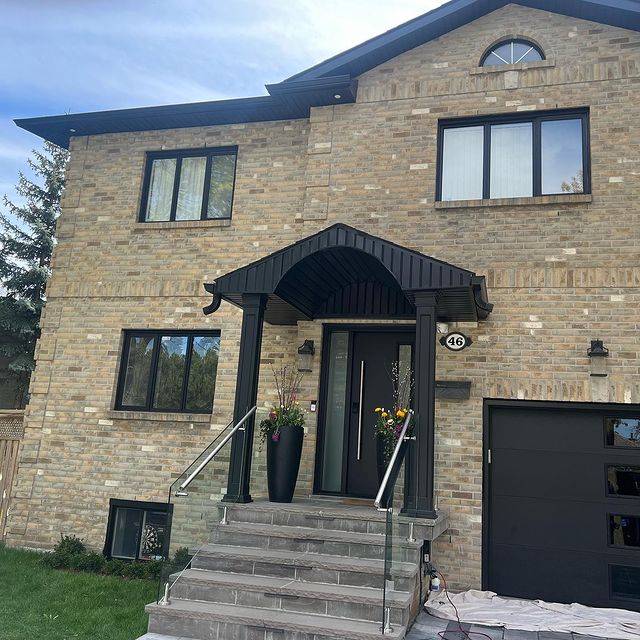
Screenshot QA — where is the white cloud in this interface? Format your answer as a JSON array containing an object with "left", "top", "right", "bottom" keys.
[{"left": 0, "top": 0, "right": 447, "bottom": 200}]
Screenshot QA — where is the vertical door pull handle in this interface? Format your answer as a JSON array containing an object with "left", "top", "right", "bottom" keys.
[{"left": 357, "top": 360, "right": 365, "bottom": 461}]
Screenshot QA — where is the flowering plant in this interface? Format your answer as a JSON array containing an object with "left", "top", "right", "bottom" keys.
[
  {"left": 374, "top": 360, "right": 414, "bottom": 461},
  {"left": 259, "top": 366, "right": 306, "bottom": 444},
  {"left": 375, "top": 406, "right": 411, "bottom": 460}
]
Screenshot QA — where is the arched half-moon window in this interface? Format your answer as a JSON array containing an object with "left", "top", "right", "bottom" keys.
[{"left": 481, "top": 39, "right": 544, "bottom": 66}]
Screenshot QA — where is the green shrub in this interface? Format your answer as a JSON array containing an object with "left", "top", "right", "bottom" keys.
[
  {"left": 121, "top": 562, "right": 146, "bottom": 579},
  {"left": 102, "top": 559, "right": 127, "bottom": 576},
  {"left": 143, "top": 560, "right": 162, "bottom": 580},
  {"left": 52, "top": 534, "right": 86, "bottom": 556},
  {"left": 71, "top": 552, "right": 105, "bottom": 573},
  {"left": 171, "top": 547, "right": 192, "bottom": 570},
  {"left": 42, "top": 532, "right": 164, "bottom": 581},
  {"left": 42, "top": 550, "right": 74, "bottom": 569}
]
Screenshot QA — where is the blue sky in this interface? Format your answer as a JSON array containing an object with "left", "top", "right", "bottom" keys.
[{"left": 0, "top": 0, "right": 444, "bottom": 204}]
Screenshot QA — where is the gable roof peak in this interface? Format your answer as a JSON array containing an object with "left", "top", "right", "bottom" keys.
[{"left": 283, "top": 0, "right": 640, "bottom": 83}]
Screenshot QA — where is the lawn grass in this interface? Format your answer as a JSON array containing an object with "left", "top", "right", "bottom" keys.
[{"left": 0, "top": 545, "right": 157, "bottom": 640}]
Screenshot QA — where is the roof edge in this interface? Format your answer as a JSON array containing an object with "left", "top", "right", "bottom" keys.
[{"left": 284, "top": 0, "right": 640, "bottom": 82}]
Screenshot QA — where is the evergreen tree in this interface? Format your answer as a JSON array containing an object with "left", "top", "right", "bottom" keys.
[{"left": 0, "top": 141, "right": 68, "bottom": 407}]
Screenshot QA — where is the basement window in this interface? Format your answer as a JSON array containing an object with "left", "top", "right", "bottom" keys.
[
  {"left": 104, "top": 499, "right": 172, "bottom": 561},
  {"left": 140, "top": 147, "right": 237, "bottom": 222},
  {"left": 115, "top": 330, "right": 220, "bottom": 413},
  {"left": 436, "top": 109, "right": 590, "bottom": 202}
]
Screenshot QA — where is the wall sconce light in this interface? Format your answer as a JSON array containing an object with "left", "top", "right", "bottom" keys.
[
  {"left": 297, "top": 340, "right": 315, "bottom": 372},
  {"left": 587, "top": 339, "right": 609, "bottom": 377}
]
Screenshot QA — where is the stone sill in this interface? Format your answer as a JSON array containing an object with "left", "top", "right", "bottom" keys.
[
  {"left": 434, "top": 193, "right": 592, "bottom": 210},
  {"left": 470, "top": 59, "right": 555, "bottom": 75},
  {"left": 108, "top": 410, "right": 211, "bottom": 423},
  {"left": 134, "top": 218, "right": 232, "bottom": 231}
]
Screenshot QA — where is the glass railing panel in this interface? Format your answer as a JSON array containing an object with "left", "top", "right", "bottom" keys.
[
  {"left": 380, "top": 454, "right": 409, "bottom": 635},
  {"left": 248, "top": 406, "right": 270, "bottom": 499},
  {"left": 377, "top": 410, "right": 416, "bottom": 635},
  {"left": 157, "top": 408, "right": 255, "bottom": 603}
]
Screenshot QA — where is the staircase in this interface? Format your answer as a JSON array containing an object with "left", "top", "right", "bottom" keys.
[{"left": 142, "top": 499, "right": 446, "bottom": 640}]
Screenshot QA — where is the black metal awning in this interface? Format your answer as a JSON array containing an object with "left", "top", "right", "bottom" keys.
[{"left": 203, "top": 224, "right": 492, "bottom": 325}]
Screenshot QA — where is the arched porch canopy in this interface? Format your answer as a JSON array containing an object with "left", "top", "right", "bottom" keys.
[
  {"left": 204, "top": 223, "right": 492, "bottom": 324},
  {"left": 207, "top": 224, "right": 492, "bottom": 516}
]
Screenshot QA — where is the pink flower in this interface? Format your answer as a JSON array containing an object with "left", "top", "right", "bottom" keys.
[{"left": 271, "top": 431, "right": 281, "bottom": 442}]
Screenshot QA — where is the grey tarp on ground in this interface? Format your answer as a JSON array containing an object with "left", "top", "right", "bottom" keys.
[{"left": 425, "top": 590, "right": 640, "bottom": 640}]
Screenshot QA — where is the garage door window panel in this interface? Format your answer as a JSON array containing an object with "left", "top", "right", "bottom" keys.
[
  {"left": 609, "top": 514, "right": 640, "bottom": 549},
  {"left": 610, "top": 565, "right": 640, "bottom": 601},
  {"left": 606, "top": 417, "right": 640, "bottom": 448},
  {"left": 608, "top": 465, "right": 640, "bottom": 497}
]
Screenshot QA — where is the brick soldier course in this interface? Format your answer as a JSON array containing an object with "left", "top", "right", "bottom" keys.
[{"left": 8, "top": 0, "right": 640, "bottom": 612}]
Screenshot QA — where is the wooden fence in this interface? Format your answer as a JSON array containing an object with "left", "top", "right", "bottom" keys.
[{"left": 0, "top": 410, "right": 24, "bottom": 541}]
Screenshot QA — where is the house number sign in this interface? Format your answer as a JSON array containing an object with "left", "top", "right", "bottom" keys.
[{"left": 440, "top": 332, "right": 472, "bottom": 352}]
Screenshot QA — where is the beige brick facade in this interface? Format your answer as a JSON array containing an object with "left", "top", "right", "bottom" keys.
[{"left": 7, "top": 5, "right": 640, "bottom": 589}]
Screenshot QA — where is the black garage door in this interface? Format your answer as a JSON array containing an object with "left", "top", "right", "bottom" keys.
[{"left": 485, "top": 401, "right": 640, "bottom": 611}]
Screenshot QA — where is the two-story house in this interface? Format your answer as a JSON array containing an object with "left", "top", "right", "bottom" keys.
[{"left": 8, "top": 1, "right": 640, "bottom": 638}]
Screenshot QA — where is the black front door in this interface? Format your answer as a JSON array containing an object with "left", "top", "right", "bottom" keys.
[{"left": 316, "top": 328, "right": 414, "bottom": 499}]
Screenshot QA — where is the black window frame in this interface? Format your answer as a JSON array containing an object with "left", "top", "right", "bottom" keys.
[
  {"left": 115, "top": 329, "right": 221, "bottom": 413},
  {"left": 480, "top": 38, "right": 545, "bottom": 67},
  {"left": 139, "top": 146, "right": 238, "bottom": 223},
  {"left": 435, "top": 108, "right": 591, "bottom": 202},
  {"left": 103, "top": 498, "right": 173, "bottom": 561}
]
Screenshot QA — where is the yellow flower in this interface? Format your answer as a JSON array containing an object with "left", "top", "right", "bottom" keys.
[
  {"left": 375, "top": 407, "right": 382, "bottom": 412},
  {"left": 381, "top": 412, "right": 388, "bottom": 418},
  {"left": 397, "top": 410, "right": 406, "bottom": 418}
]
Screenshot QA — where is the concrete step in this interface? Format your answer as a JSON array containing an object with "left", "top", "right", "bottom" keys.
[
  {"left": 210, "top": 521, "right": 421, "bottom": 563},
  {"left": 146, "top": 599, "right": 406, "bottom": 640},
  {"left": 170, "top": 568, "right": 413, "bottom": 626},
  {"left": 217, "top": 500, "right": 447, "bottom": 541},
  {"left": 191, "top": 543, "right": 419, "bottom": 591}
]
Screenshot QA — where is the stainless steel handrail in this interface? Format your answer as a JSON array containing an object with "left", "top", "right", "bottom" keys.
[
  {"left": 374, "top": 409, "right": 414, "bottom": 509},
  {"left": 178, "top": 405, "right": 257, "bottom": 492}
]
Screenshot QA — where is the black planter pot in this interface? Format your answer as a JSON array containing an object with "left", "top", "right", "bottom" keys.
[{"left": 266, "top": 424, "right": 304, "bottom": 503}]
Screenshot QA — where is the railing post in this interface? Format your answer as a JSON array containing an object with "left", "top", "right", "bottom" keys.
[
  {"left": 159, "top": 582, "right": 171, "bottom": 606},
  {"left": 381, "top": 606, "right": 393, "bottom": 634}
]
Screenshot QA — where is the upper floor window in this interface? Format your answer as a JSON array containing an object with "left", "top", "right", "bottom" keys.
[
  {"left": 140, "top": 147, "right": 237, "bottom": 222},
  {"left": 436, "top": 109, "right": 589, "bottom": 202},
  {"left": 481, "top": 39, "right": 544, "bottom": 67},
  {"left": 116, "top": 330, "right": 220, "bottom": 413}
]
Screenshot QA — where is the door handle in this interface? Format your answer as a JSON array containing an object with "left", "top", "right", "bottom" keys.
[{"left": 357, "top": 360, "right": 364, "bottom": 461}]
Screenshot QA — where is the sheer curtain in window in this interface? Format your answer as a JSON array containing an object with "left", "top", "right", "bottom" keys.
[
  {"left": 176, "top": 156, "right": 207, "bottom": 220},
  {"left": 146, "top": 158, "right": 176, "bottom": 221},
  {"left": 441, "top": 126, "right": 484, "bottom": 201},
  {"left": 490, "top": 122, "right": 533, "bottom": 198}
]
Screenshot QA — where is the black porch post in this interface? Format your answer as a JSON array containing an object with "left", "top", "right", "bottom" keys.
[
  {"left": 404, "top": 291, "right": 438, "bottom": 518},
  {"left": 222, "top": 293, "right": 267, "bottom": 503}
]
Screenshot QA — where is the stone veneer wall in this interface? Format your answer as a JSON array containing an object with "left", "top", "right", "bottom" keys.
[{"left": 7, "top": 5, "right": 640, "bottom": 590}]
